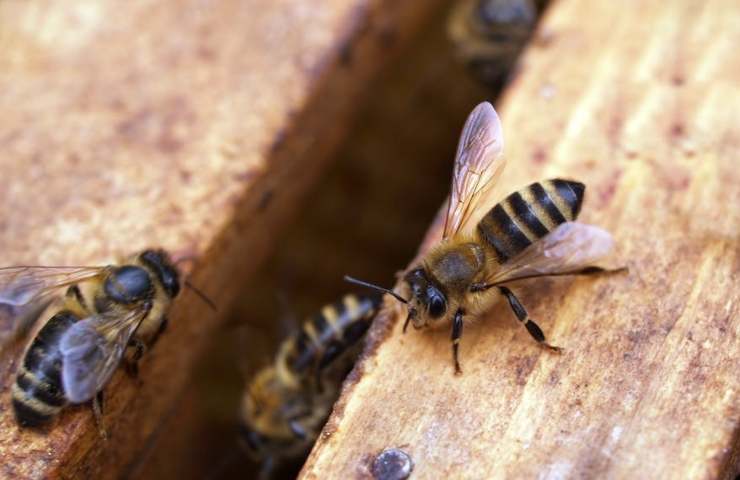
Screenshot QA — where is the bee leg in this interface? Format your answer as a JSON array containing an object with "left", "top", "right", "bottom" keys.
[
  {"left": 451, "top": 308, "right": 465, "bottom": 375},
  {"left": 403, "top": 313, "right": 412, "bottom": 333},
  {"left": 288, "top": 419, "right": 308, "bottom": 440},
  {"left": 125, "top": 338, "right": 147, "bottom": 378},
  {"left": 92, "top": 391, "right": 108, "bottom": 440},
  {"left": 151, "top": 316, "right": 169, "bottom": 345},
  {"left": 66, "top": 284, "right": 89, "bottom": 310},
  {"left": 258, "top": 456, "right": 275, "bottom": 480},
  {"left": 498, "top": 286, "right": 562, "bottom": 352}
]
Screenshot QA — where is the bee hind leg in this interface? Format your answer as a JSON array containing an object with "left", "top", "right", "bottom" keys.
[
  {"left": 451, "top": 309, "right": 465, "bottom": 375},
  {"left": 498, "top": 286, "right": 562, "bottom": 353}
]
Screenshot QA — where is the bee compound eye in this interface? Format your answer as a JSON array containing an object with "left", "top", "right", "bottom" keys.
[
  {"left": 140, "top": 250, "right": 180, "bottom": 298},
  {"left": 427, "top": 288, "right": 447, "bottom": 318}
]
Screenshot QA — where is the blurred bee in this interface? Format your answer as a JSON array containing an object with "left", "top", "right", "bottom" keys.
[
  {"left": 0, "top": 249, "right": 209, "bottom": 432},
  {"left": 448, "top": 0, "right": 543, "bottom": 90},
  {"left": 347, "top": 102, "right": 623, "bottom": 373},
  {"left": 239, "top": 293, "right": 380, "bottom": 479}
]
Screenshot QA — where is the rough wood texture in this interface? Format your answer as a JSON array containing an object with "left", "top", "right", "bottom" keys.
[
  {"left": 137, "top": 6, "right": 491, "bottom": 477},
  {"left": 0, "top": 1, "right": 443, "bottom": 478},
  {"left": 303, "top": 0, "right": 740, "bottom": 479}
]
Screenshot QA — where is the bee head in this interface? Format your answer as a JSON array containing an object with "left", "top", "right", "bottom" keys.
[
  {"left": 403, "top": 268, "right": 448, "bottom": 329},
  {"left": 139, "top": 249, "right": 181, "bottom": 299}
]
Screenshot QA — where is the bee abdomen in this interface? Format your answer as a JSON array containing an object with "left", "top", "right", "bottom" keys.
[
  {"left": 477, "top": 179, "right": 584, "bottom": 263},
  {"left": 315, "top": 294, "right": 381, "bottom": 370},
  {"left": 280, "top": 294, "right": 381, "bottom": 380},
  {"left": 12, "top": 311, "right": 78, "bottom": 427}
]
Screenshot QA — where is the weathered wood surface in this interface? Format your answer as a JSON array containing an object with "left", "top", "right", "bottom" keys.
[
  {"left": 0, "top": 1, "right": 443, "bottom": 478},
  {"left": 136, "top": 5, "right": 492, "bottom": 477},
  {"left": 303, "top": 0, "right": 740, "bottom": 479}
]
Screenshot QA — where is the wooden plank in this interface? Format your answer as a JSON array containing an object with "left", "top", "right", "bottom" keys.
[
  {"left": 0, "top": 0, "right": 444, "bottom": 478},
  {"left": 134, "top": 5, "right": 493, "bottom": 477},
  {"left": 303, "top": 0, "right": 740, "bottom": 478}
]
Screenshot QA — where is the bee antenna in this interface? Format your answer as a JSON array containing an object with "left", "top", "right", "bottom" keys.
[
  {"left": 343, "top": 275, "right": 408, "bottom": 304},
  {"left": 184, "top": 280, "right": 218, "bottom": 311}
]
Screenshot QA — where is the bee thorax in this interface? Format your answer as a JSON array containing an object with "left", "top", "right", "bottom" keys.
[{"left": 428, "top": 242, "right": 485, "bottom": 293}]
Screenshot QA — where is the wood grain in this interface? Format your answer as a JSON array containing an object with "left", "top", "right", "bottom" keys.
[
  {"left": 0, "top": 0, "right": 443, "bottom": 478},
  {"left": 303, "top": 0, "right": 740, "bottom": 478},
  {"left": 135, "top": 4, "right": 492, "bottom": 477}
]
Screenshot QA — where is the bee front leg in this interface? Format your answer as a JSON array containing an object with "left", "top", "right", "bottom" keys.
[
  {"left": 125, "top": 338, "right": 147, "bottom": 378},
  {"left": 451, "top": 309, "right": 465, "bottom": 375},
  {"left": 151, "top": 316, "right": 169, "bottom": 345},
  {"left": 498, "top": 286, "right": 562, "bottom": 353}
]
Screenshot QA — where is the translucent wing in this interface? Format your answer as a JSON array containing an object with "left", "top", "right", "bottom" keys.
[
  {"left": 0, "top": 266, "right": 105, "bottom": 348},
  {"left": 444, "top": 101, "right": 506, "bottom": 239},
  {"left": 59, "top": 307, "right": 147, "bottom": 403},
  {"left": 0, "top": 266, "right": 105, "bottom": 307},
  {"left": 0, "top": 300, "right": 53, "bottom": 351},
  {"left": 488, "top": 222, "right": 615, "bottom": 284}
]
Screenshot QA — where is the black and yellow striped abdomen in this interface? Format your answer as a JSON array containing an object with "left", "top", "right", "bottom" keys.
[
  {"left": 12, "top": 311, "right": 79, "bottom": 427},
  {"left": 477, "top": 179, "right": 584, "bottom": 263},
  {"left": 277, "top": 294, "right": 381, "bottom": 388}
]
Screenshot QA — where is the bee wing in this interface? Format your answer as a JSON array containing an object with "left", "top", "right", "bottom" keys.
[
  {"left": 0, "top": 266, "right": 106, "bottom": 348},
  {"left": 444, "top": 101, "right": 505, "bottom": 239},
  {"left": 0, "top": 300, "right": 54, "bottom": 352},
  {"left": 59, "top": 308, "right": 147, "bottom": 403},
  {"left": 0, "top": 266, "right": 105, "bottom": 307},
  {"left": 488, "top": 222, "right": 615, "bottom": 284}
]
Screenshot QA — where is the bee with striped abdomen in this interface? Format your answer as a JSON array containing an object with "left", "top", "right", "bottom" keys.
[
  {"left": 239, "top": 293, "right": 380, "bottom": 479},
  {"left": 448, "top": 0, "right": 542, "bottom": 90},
  {"left": 0, "top": 249, "right": 191, "bottom": 431},
  {"left": 347, "top": 102, "right": 623, "bottom": 374}
]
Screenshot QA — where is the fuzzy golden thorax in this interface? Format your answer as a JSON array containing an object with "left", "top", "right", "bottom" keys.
[{"left": 403, "top": 239, "right": 488, "bottom": 330}]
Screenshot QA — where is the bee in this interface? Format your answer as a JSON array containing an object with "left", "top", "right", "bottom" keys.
[
  {"left": 0, "top": 249, "right": 209, "bottom": 431},
  {"left": 448, "top": 0, "right": 542, "bottom": 90},
  {"left": 347, "top": 102, "right": 623, "bottom": 373},
  {"left": 239, "top": 293, "right": 381, "bottom": 479}
]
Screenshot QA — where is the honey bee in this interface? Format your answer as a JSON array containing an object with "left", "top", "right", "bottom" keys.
[
  {"left": 347, "top": 102, "right": 622, "bottom": 373},
  {"left": 0, "top": 249, "right": 210, "bottom": 432},
  {"left": 239, "top": 293, "right": 380, "bottom": 479},
  {"left": 448, "top": 0, "right": 542, "bottom": 89}
]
